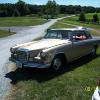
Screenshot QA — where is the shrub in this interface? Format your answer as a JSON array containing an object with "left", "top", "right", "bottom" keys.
[
  {"left": 92, "top": 14, "right": 99, "bottom": 23},
  {"left": 79, "top": 12, "right": 86, "bottom": 22}
]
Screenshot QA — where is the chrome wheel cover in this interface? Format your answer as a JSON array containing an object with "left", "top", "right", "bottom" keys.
[
  {"left": 92, "top": 47, "right": 96, "bottom": 55},
  {"left": 53, "top": 58, "right": 62, "bottom": 70}
]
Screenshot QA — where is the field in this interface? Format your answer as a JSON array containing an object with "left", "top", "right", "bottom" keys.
[
  {"left": 0, "top": 17, "right": 48, "bottom": 26},
  {"left": 59, "top": 13, "right": 100, "bottom": 29},
  {"left": 6, "top": 48, "right": 100, "bottom": 100},
  {"left": 0, "top": 30, "right": 15, "bottom": 38},
  {"left": 50, "top": 22, "right": 74, "bottom": 29}
]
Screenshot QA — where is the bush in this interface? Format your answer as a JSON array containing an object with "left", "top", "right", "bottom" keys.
[
  {"left": 92, "top": 14, "right": 99, "bottom": 23},
  {"left": 12, "top": 9, "right": 20, "bottom": 17},
  {"left": 79, "top": 12, "right": 86, "bottom": 22}
]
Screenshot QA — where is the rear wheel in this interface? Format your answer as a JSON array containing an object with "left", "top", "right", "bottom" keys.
[{"left": 91, "top": 46, "right": 97, "bottom": 56}]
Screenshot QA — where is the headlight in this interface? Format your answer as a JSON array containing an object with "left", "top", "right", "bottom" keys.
[
  {"left": 10, "top": 48, "right": 15, "bottom": 53},
  {"left": 29, "top": 57, "right": 33, "bottom": 61},
  {"left": 40, "top": 52, "right": 48, "bottom": 59}
]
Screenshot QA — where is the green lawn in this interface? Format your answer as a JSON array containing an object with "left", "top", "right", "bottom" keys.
[
  {"left": 85, "top": 13, "right": 100, "bottom": 19},
  {"left": 59, "top": 13, "right": 100, "bottom": 29},
  {"left": 6, "top": 48, "right": 100, "bottom": 100},
  {"left": 61, "top": 13, "right": 100, "bottom": 29},
  {"left": 0, "top": 30, "right": 15, "bottom": 38},
  {"left": 57, "top": 14, "right": 69, "bottom": 18},
  {"left": 50, "top": 22, "right": 74, "bottom": 29},
  {"left": 0, "top": 17, "right": 48, "bottom": 26},
  {"left": 89, "top": 30, "right": 100, "bottom": 36}
]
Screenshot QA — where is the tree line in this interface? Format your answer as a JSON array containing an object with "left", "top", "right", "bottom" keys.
[{"left": 0, "top": 0, "right": 100, "bottom": 17}]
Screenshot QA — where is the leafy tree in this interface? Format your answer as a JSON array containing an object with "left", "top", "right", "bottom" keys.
[
  {"left": 0, "top": 10, "right": 7, "bottom": 17},
  {"left": 16, "top": 0, "right": 29, "bottom": 16},
  {"left": 6, "top": 4, "right": 15, "bottom": 16},
  {"left": 51, "top": 0, "right": 59, "bottom": 18},
  {"left": 79, "top": 12, "right": 86, "bottom": 22},
  {"left": 12, "top": 9, "right": 20, "bottom": 17},
  {"left": 45, "top": 0, "right": 59, "bottom": 19},
  {"left": 96, "top": 8, "right": 100, "bottom": 13},
  {"left": 92, "top": 14, "right": 99, "bottom": 23},
  {"left": 38, "top": 11, "right": 43, "bottom": 17},
  {"left": 0, "top": 2, "right": 100, "bottom": 17}
]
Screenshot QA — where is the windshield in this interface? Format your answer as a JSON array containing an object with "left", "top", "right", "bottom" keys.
[{"left": 45, "top": 30, "right": 73, "bottom": 39}]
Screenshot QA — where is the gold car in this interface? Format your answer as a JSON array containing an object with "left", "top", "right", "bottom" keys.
[{"left": 9, "top": 28, "right": 100, "bottom": 71}]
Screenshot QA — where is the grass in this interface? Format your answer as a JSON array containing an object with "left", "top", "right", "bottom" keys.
[
  {"left": 85, "top": 13, "right": 100, "bottom": 19},
  {"left": 6, "top": 48, "right": 100, "bottom": 100},
  {"left": 0, "top": 17, "right": 48, "bottom": 26},
  {"left": 57, "top": 14, "right": 69, "bottom": 18},
  {"left": 0, "top": 30, "right": 15, "bottom": 38},
  {"left": 26, "top": 14, "right": 68, "bottom": 18},
  {"left": 59, "top": 13, "right": 100, "bottom": 29},
  {"left": 50, "top": 22, "right": 74, "bottom": 29},
  {"left": 89, "top": 30, "right": 100, "bottom": 36}
]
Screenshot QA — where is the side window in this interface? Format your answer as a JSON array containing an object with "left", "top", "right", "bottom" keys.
[
  {"left": 68, "top": 31, "right": 76, "bottom": 41},
  {"left": 47, "top": 32, "right": 57, "bottom": 38},
  {"left": 63, "top": 31, "right": 74, "bottom": 39},
  {"left": 85, "top": 31, "right": 92, "bottom": 39},
  {"left": 62, "top": 31, "right": 68, "bottom": 39},
  {"left": 73, "top": 31, "right": 87, "bottom": 41},
  {"left": 57, "top": 32, "right": 62, "bottom": 38}
]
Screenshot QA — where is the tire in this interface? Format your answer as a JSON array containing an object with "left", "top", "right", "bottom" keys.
[
  {"left": 51, "top": 55, "right": 65, "bottom": 71},
  {"left": 91, "top": 46, "right": 97, "bottom": 56}
]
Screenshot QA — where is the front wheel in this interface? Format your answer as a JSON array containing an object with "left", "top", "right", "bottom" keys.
[{"left": 51, "top": 55, "right": 65, "bottom": 71}]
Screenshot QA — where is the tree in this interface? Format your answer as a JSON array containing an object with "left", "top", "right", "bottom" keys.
[
  {"left": 79, "top": 12, "right": 86, "bottom": 22},
  {"left": 45, "top": 0, "right": 59, "bottom": 19},
  {"left": 51, "top": 0, "right": 59, "bottom": 18},
  {"left": 16, "top": 0, "right": 29, "bottom": 16},
  {"left": 92, "top": 14, "right": 99, "bottom": 23},
  {"left": 12, "top": 9, "right": 20, "bottom": 17},
  {"left": 0, "top": 2, "right": 100, "bottom": 17}
]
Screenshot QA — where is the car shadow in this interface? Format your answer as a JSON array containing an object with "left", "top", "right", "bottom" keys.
[{"left": 5, "top": 54, "right": 100, "bottom": 84}]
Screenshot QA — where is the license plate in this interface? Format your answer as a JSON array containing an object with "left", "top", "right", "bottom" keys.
[{"left": 16, "top": 61, "right": 22, "bottom": 68}]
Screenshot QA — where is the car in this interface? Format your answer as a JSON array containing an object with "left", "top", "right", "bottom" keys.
[{"left": 9, "top": 28, "right": 100, "bottom": 71}]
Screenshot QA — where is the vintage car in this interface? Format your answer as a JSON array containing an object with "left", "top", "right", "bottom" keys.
[{"left": 9, "top": 28, "right": 100, "bottom": 71}]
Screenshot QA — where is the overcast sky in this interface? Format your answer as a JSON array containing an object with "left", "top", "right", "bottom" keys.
[{"left": 0, "top": 0, "right": 100, "bottom": 7}]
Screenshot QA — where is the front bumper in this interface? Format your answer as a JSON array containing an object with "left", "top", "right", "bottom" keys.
[{"left": 9, "top": 57, "right": 50, "bottom": 68}]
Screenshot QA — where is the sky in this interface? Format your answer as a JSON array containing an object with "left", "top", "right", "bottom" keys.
[{"left": 0, "top": 0, "right": 100, "bottom": 7}]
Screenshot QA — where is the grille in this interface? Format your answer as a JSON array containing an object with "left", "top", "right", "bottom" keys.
[{"left": 16, "top": 51, "right": 28, "bottom": 62}]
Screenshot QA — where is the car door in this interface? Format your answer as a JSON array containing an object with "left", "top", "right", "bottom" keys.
[{"left": 66, "top": 30, "right": 91, "bottom": 62}]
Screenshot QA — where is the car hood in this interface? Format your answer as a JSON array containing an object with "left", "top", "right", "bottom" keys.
[{"left": 15, "top": 39, "right": 70, "bottom": 51}]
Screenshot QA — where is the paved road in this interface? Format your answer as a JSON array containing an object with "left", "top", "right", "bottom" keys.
[{"left": 0, "top": 16, "right": 74, "bottom": 100}]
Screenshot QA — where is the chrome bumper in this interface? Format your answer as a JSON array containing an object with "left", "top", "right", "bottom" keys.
[{"left": 9, "top": 57, "right": 50, "bottom": 68}]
